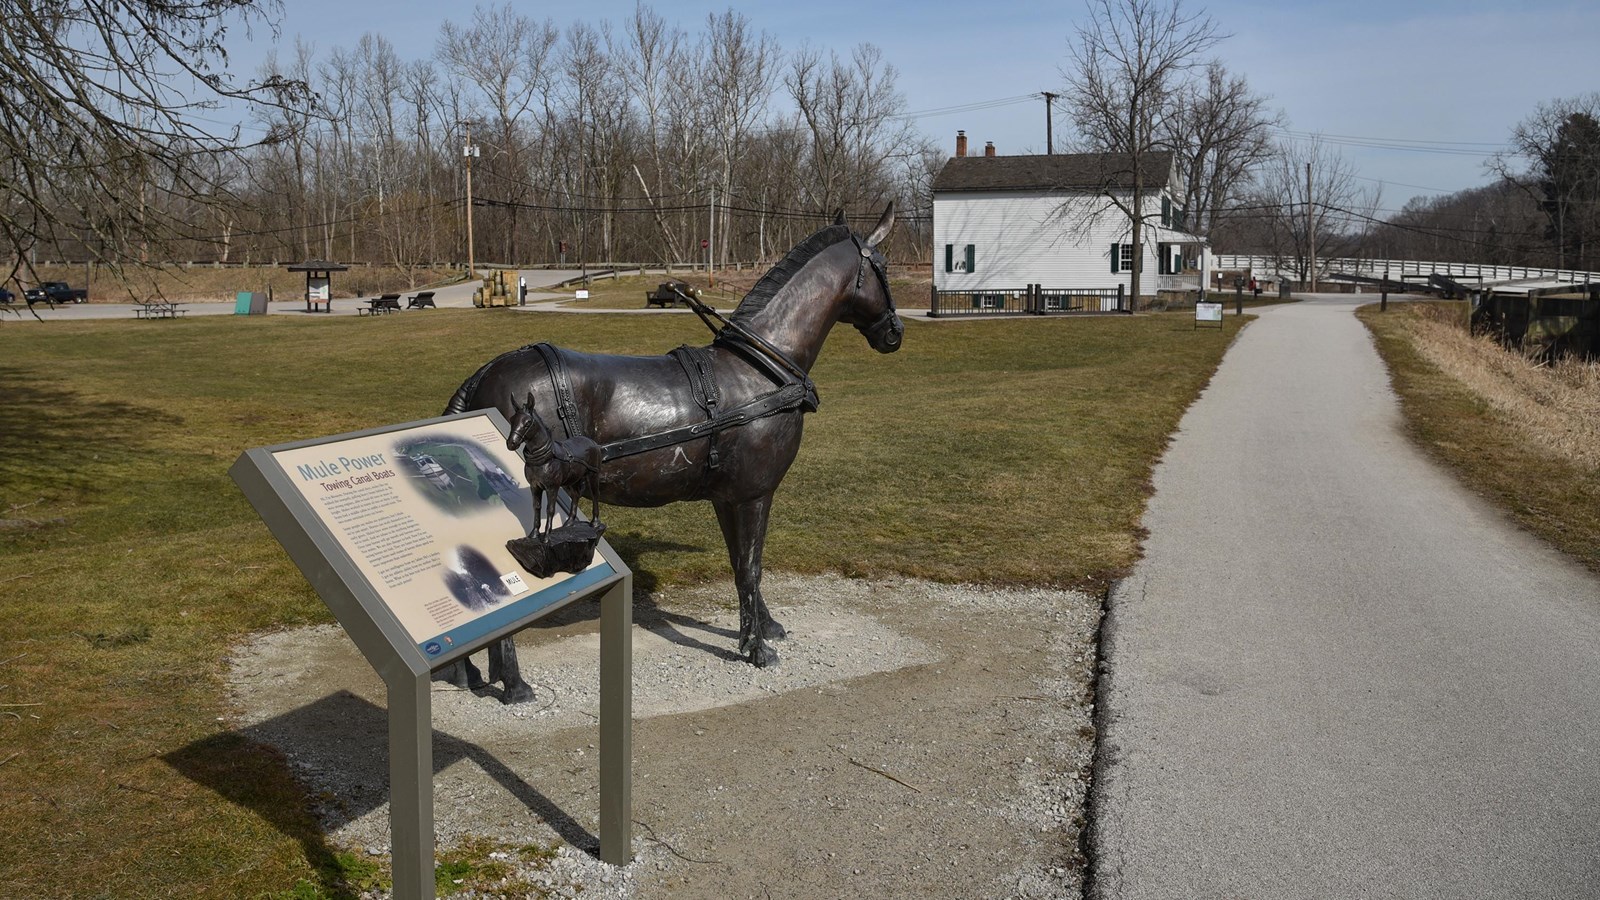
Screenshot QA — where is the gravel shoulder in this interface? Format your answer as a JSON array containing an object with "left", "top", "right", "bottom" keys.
[{"left": 228, "top": 572, "right": 1102, "bottom": 899}]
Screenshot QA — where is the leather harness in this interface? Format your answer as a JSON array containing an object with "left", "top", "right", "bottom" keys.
[{"left": 531, "top": 232, "right": 893, "bottom": 470}]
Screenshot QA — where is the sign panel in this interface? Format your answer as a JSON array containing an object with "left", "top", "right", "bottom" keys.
[
  {"left": 235, "top": 412, "right": 614, "bottom": 666},
  {"left": 575, "top": 289, "right": 590, "bottom": 300},
  {"left": 1196, "top": 302, "right": 1223, "bottom": 323},
  {"left": 308, "top": 277, "right": 331, "bottom": 301}
]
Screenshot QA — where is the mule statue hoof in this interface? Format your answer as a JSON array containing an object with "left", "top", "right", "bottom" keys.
[
  {"left": 746, "top": 640, "right": 779, "bottom": 668},
  {"left": 501, "top": 682, "right": 535, "bottom": 704},
  {"left": 762, "top": 617, "right": 787, "bottom": 640}
]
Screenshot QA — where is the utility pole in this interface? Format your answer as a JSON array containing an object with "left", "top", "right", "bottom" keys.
[
  {"left": 1306, "top": 161, "right": 1316, "bottom": 292},
  {"left": 1042, "top": 92, "right": 1058, "bottom": 155},
  {"left": 463, "top": 120, "right": 479, "bottom": 279}
]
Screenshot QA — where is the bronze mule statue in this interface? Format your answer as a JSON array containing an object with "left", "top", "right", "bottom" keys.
[{"left": 441, "top": 204, "right": 901, "bottom": 701}]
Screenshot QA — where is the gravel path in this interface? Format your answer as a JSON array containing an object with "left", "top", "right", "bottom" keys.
[
  {"left": 1091, "top": 295, "right": 1600, "bottom": 898},
  {"left": 228, "top": 573, "right": 1102, "bottom": 899}
]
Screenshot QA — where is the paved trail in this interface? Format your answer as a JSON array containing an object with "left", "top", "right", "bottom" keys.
[{"left": 1093, "top": 296, "right": 1600, "bottom": 899}]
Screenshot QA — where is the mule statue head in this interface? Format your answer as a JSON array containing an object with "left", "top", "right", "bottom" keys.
[
  {"left": 505, "top": 393, "right": 555, "bottom": 465},
  {"left": 838, "top": 202, "right": 903, "bottom": 354}
]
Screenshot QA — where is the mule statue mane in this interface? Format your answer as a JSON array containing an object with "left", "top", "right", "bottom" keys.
[{"left": 731, "top": 223, "right": 854, "bottom": 324}]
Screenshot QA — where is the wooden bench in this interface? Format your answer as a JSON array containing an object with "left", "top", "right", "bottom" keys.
[
  {"left": 407, "top": 291, "right": 436, "bottom": 309},
  {"left": 645, "top": 281, "right": 693, "bottom": 308}
]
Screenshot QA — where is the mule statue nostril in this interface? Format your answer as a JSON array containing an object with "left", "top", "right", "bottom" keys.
[{"left": 879, "top": 325, "right": 902, "bottom": 352}]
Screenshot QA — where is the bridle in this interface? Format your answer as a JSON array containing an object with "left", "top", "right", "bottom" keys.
[{"left": 849, "top": 230, "right": 901, "bottom": 349}]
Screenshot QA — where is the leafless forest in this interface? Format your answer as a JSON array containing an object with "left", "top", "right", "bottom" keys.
[{"left": 6, "top": 0, "right": 1594, "bottom": 282}]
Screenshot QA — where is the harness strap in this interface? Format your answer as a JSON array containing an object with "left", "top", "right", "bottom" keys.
[
  {"left": 533, "top": 342, "right": 582, "bottom": 440},
  {"left": 599, "top": 382, "right": 809, "bottom": 462},
  {"left": 669, "top": 345, "right": 722, "bottom": 469}
]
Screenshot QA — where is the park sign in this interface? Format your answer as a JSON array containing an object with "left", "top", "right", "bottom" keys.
[
  {"left": 1195, "top": 301, "right": 1223, "bottom": 329},
  {"left": 230, "top": 410, "right": 634, "bottom": 897}
]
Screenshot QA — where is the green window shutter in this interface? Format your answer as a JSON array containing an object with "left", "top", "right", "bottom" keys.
[
  {"left": 944, "top": 244, "right": 953, "bottom": 273},
  {"left": 1111, "top": 243, "right": 1120, "bottom": 273},
  {"left": 1162, "top": 197, "right": 1171, "bottom": 227},
  {"left": 965, "top": 244, "right": 975, "bottom": 274}
]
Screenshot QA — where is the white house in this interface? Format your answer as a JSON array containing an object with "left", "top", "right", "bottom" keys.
[{"left": 931, "top": 136, "right": 1209, "bottom": 308}]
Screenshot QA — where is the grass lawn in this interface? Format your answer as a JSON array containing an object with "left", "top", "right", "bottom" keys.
[
  {"left": 1359, "top": 302, "right": 1600, "bottom": 575},
  {"left": 0, "top": 307, "right": 1243, "bottom": 897}
]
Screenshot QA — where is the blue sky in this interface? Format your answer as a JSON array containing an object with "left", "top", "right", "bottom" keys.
[{"left": 228, "top": 0, "right": 1600, "bottom": 212}]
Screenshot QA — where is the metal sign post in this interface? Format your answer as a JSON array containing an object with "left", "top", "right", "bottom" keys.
[{"left": 230, "top": 410, "right": 633, "bottom": 899}]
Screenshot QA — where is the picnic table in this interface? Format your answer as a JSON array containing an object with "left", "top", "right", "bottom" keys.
[
  {"left": 360, "top": 294, "right": 403, "bottom": 316},
  {"left": 406, "top": 291, "right": 436, "bottom": 309},
  {"left": 134, "top": 301, "right": 186, "bottom": 319},
  {"left": 645, "top": 281, "right": 695, "bottom": 308}
]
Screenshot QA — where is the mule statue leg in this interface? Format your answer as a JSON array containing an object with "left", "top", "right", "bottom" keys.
[
  {"left": 437, "top": 657, "right": 487, "bottom": 690},
  {"left": 487, "top": 636, "right": 535, "bottom": 704},
  {"left": 713, "top": 495, "right": 781, "bottom": 667}
]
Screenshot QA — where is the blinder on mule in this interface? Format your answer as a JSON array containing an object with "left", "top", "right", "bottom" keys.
[{"left": 851, "top": 231, "right": 902, "bottom": 352}]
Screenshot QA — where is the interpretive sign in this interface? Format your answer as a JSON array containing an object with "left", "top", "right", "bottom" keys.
[
  {"left": 230, "top": 409, "right": 633, "bottom": 899},
  {"left": 1195, "top": 301, "right": 1223, "bottom": 329},
  {"left": 261, "top": 413, "right": 613, "bottom": 663},
  {"left": 308, "top": 277, "right": 330, "bottom": 302}
]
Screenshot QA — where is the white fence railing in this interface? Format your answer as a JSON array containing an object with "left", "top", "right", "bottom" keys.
[{"left": 1212, "top": 255, "right": 1600, "bottom": 286}]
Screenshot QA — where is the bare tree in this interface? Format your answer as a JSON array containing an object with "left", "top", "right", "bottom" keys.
[
  {"left": 1060, "top": 0, "right": 1221, "bottom": 302},
  {"left": 1161, "top": 61, "right": 1279, "bottom": 236},
  {"left": 0, "top": 0, "right": 299, "bottom": 288},
  {"left": 703, "top": 10, "right": 778, "bottom": 267},
  {"left": 438, "top": 3, "right": 558, "bottom": 264},
  {"left": 1230, "top": 136, "right": 1379, "bottom": 281},
  {"left": 1490, "top": 93, "right": 1600, "bottom": 271},
  {"left": 620, "top": 4, "right": 685, "bottom": 260},
  {"left": 786, "top": 43, "right": 915, "bottom": 217}
]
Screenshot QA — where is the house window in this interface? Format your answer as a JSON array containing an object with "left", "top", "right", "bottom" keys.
[
  {"left": 944, "top": 243, "right": 976, "bottom": 273},
  {"left": 1111, "top": 243, "right": 1135, "bottom": 273}
]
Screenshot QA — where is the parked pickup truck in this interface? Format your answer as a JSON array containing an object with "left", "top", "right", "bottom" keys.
[{"left": 24, "top": 282, "right": 88, "bottom": 306}]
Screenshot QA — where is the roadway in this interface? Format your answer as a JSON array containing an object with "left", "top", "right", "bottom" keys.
[
  {"left": 4, "top": 268, "right": 597, "bottom": 321},
  {"left": 1091, "top": 295, "right": 1600, "bottom": 897}
]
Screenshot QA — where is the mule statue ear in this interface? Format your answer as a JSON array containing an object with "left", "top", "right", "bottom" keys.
[
  {"left": 865, "top": 200, "right": 895, "bottom": 248},
  {"left": 833, "top": 208, "right": 847, "bottom": 227}
]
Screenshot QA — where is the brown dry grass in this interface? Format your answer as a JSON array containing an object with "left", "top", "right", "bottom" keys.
[
  {"left": 1403, "top": 303, "right": 1600, "bottom": 472},
  {"left": 1360, "top": 301, "right": 1600, "bottom": 574}
]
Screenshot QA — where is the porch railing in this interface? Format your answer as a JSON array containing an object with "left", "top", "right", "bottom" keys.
[{"left": 929, "top": 284, "right": 1128, "bottom": 317}]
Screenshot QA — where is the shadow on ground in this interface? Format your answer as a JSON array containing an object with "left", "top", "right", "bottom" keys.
[{"left": 164, "top": 690, "right": 600, "bottom": 865}]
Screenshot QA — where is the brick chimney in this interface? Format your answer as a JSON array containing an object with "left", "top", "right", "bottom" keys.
[
  {"left": 985, "top": 141, "right": 996, "bottom": 158},
  {"left": 956, "top": 130, "right": 967, "bottom": 158}
]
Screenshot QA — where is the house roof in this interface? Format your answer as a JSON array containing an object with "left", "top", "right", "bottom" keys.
[{"left": 932, "top": 151, "right": 1175, "bottom": 194}]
